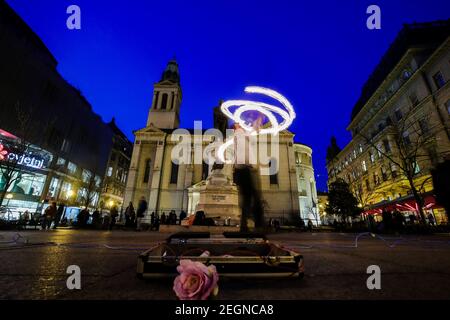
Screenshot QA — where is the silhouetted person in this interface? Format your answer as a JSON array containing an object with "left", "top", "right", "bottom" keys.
[
  {"left": 42, "top": 202, "right": 57, "bottom": 230},
  {"left": 136, "top": 197, "right": 147, "bottom": 231},
  {"left": 232, "top": 122, "right": 264, "bottom": 232},
  {"left": 109, "top": 206, "right": 119, "bottom": 230},
  {"left": 125, "top": 202, "right": 135, "bottom": 227},
  {"left": 179, "top": 210, "right": 187, "bottom": 225},
  {"left": 160, "top": 212, "right": 167, "bottom": 225},
  {"left": 428, "top": 213, "right": 435, "bottom": 226},
  {"left": 54, "top": 204, "right": 65, "bottom": 229}
]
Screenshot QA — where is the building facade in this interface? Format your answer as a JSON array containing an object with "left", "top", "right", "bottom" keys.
[
  {"left": 123, "top": 60, "right": 318, "bottom": 224},
  {"left": 0, "top": 1, "right": 114, "bottom": 217},
  {"left": 100, "top": 118, "right": 133, "bottom": 211},
  {"left": 326, "top": 21, "right": 450, "bottom": 224}
]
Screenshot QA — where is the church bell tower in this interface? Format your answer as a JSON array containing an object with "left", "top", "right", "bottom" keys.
[{"left": 146, "top": 59, "right": 182, "bottom": 129}]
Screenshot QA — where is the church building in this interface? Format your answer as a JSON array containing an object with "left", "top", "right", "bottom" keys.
[{"left": 123, "top": 60, "right": 320, "bottom": 225}]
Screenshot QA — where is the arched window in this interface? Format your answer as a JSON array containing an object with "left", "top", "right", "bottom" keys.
[
  {"left": 143, "top": 159, "right": 151, "bottom": 183},
  {"left": 161, "top": 93, "right": 168, "bottom": 110}
]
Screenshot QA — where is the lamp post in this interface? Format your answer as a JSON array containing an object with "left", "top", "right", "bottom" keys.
[{"left": 5, "top": 193, "right": 13, "bottom": 221}]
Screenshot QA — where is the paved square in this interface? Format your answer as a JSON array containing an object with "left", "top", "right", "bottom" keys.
[{"left": 1, "top": 230, "right": 449, "bottom": 299}]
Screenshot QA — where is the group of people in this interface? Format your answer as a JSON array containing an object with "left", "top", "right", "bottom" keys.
[{"left": 123, "top": 197, "right": 188, "bottom": 231}]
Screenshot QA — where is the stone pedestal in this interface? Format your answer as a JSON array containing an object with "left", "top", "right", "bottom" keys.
[{"left": 195, "top": 167, "right": 241, "bottom": 226}]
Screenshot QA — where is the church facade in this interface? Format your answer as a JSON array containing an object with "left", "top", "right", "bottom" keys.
[{"left": 123, "top": 60, "right": 319, "bottom": 225}]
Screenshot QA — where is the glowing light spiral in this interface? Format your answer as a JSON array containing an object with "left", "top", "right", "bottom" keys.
[{"left": 217, "top": 86, "right": 296, "bottom": 163}]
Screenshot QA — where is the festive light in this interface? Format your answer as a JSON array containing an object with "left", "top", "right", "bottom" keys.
[
  {"left": 0, "top": 144, "right": 7, "bottom": 161},
  {"left": 218, "top": 86, "right": 296, "bottom": 162}
]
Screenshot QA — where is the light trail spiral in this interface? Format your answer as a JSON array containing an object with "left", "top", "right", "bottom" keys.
[{"left": 217, "top": 86, "right": 296, "bottom": 163}]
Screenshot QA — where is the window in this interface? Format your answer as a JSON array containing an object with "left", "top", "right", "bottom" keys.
[
  {"left": 414, "top": 161, "right": 420, "bottom": 174},
  {"left": 419, "top": 119, "right": 429, "bottom": 135},
  {"left": 403, "top": 132, "right": 411, "bottom": 146},
  {"left": 409, "top": 92, "right": 419, "bottom": 106},
  {"left": 391, "top": 164, "right": 398, "bottom": 179},
  {"left": 170, "top": 162, "right": 179, "bottom": 184},
  {"left": 365, "top": 179, "right": 371, "bottom": 191},
  {"left": 383, "top": 139, "right": 391, "bottom": 153},
  {"left": 57, "top": 157, "right": 66, "bottom": 166},
  {"left": 362, "top": 160, "right": 367, "bottom": 172},
  {"left": 61, "top": 139, "right": 71, "bottom": 153},
  {"left": 107, "top": 167, "right": 113, "bottom": 177},
  {"left": 67, "top": 162, "right": 77, "bottom": 174},
  {"left": 95, "top": 175, "right": 102, "bottom": 188},
  {"left": 394, "top": 109, "right": 403, "bottom": 121},
  {"left": 269, "top": 159, "right": 278, "bottom": 185},
  {"left": 369, "top": 151, "right": 375, "bottom": 164},
  {"left": 143, "top": 159, "right": 151, "bottom": 183},
  {"left": 381, "top": 167, "right": 388, "bottom": 181},
  {"left": 433, "top": 71, "right": 446, "bottom": 89},
  {"left": 161, "top": 93, "right": 168, "bottom": 110},
  {"left": 82, "top": 169, "right": 92, "bottom": 183}
]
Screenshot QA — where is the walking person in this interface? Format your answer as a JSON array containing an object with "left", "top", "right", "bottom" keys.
[
  {"left": 42, "top": 202, "right": 57, "bottom": 230},
  {"left": 179, "top": 210, "right": 187, "bottom": 225},
  {"left": 428, "top": 213, "right": 435, "bottom": 226},
  {"left": 124, "top": 202, "right": 135, "bottom": 228},
  {"left": 307, "top": 219, "right": 313, "bottom": 232},
  {"left": 136, "top": 196, "right": 148, "bottom": 231},
  {"left": 109, "top": 206, "right": 119, "bottom": 230},
  {"left": 232, "top": 121, "right": 264, "bottom": 232}
]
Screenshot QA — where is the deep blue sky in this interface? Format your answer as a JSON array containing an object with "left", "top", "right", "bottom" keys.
[{"left": 6, "top": 0, "right": 450, "bottom": 191}]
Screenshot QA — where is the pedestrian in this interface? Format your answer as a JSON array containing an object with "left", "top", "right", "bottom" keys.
[
  {"left": 307, "top": 219, "right": 313, "bottom": 232},
  {"left": 54, "top": 203, "right": 65, "bottom": 229},
  {"left": 160, "top": 212, "right": 167, "bottom": 225},
  {"left": 150, "top": 211, "right": 156, "bottom": 229},
  {"left": 179, "top": 210, "right": 187, "bottom": 225},
  {"left": 136, "top": 196, "right": 148, "bottom": 231},
  {"left": 109, "top": 206, "right": 119, "bottom": 230},
  {"left": 428, "top": 213, "right": 435, "bottom": 226},
  {"left": 92, "top": 209, "right": 101, "bottom": 229},
  {"left": 124, "top": 202, "right": 135, "bottom": 227},
  {"left": 42, "top": 202, "right": 57, "bottom": 230}
]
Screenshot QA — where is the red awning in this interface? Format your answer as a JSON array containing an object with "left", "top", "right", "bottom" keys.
[{"left": 364, "top": 194, "right": 442, "bottom": 215}]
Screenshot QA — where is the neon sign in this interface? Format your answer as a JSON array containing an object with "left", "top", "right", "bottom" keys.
[
  {"left": 0, "top": 143, "right": 45, "bottom": 169},
  {"left": 0, "top": 144, "right": 7, "bottom": 161}
]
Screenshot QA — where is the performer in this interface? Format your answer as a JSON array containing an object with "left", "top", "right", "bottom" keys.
[{"left": 232, "top": 114, "right": 264, "bottom": 232}]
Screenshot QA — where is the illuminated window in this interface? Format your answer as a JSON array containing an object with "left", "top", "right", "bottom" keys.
[
  {"left": 269, "top": 159, "right": 278, "bottom": 185},
  {"left": 107, "top": 167, "right": 113, "bottom": 177},
  {"left": 82, "top": 169, "right": 92, "bottom": 183},
  {"left": 362, "top": 160, "right": 367, "bottom": 172},
  {"left": 67, "top": 162, "right": 77, "bottom": 174}
]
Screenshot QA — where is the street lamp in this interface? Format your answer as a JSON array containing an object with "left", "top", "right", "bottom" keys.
[
  {"left": 5, "top": 193, "right": 13, "bottom": 221},
  {"left": 108, "top": 200, "right": 114, "bottom": 208}
]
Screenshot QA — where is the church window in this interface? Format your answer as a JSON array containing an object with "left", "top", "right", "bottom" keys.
[
  {"left": 143, "top": 159, "right": 151, "bottom": 183},
  {"left": 161, "top": 93, "right": 168, "bottom": 110},
  {"left": 170, "top": 162, "right": 179, "bottom": 184}
]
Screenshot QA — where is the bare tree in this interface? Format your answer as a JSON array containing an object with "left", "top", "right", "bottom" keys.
[
  {"left": 79, "top": 174, "right": 102, "bottom": 209},
  {"left": 356, "top": 104, "right": 450, "bottom": 223}
]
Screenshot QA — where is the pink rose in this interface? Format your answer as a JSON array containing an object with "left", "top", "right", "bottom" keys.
[{"left": 173, "top": 259, "right": 219, "bottom": 300}]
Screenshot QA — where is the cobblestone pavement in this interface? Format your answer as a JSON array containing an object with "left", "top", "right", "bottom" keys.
[{"left": 1, "top": 229, "right": 450, "bottom": 300}]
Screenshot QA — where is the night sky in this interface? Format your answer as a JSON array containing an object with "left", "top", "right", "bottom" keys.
[{"left": 6, "top": 0, "right": 450, "bottom": 191}]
